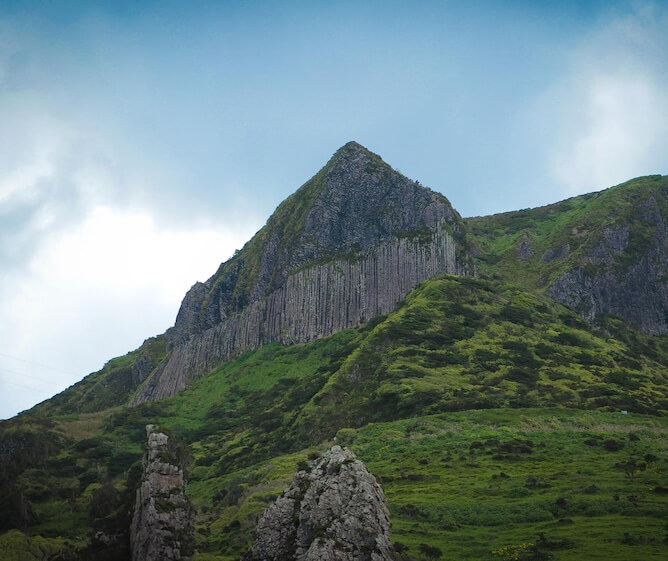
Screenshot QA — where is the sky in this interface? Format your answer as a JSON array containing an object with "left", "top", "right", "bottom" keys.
[{"left": 1, "top": 0, "right": 667, "bottom": 419}]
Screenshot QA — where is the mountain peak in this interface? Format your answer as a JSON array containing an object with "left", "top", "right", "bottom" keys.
[
  {"left": 131, "top": 143, "right": 474, "bottom": 402},
  {"left": 323, "top": 140, "right": 389, "bottom": 175},
  {"left": 340, "top": 140, "right": 366, "bottom": 150},
  {"left": 338, "top": 140, "right": 371, "bottom": 153}
]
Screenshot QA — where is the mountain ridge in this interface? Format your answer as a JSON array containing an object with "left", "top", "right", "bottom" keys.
[
  {"left": 466, "top": 174, "right": 667, "bottom": 334},
  {"left": 19, "top": 153, "right": 667, "bottom": 419},
  {"left": 131, "top": 141, "right": 474, "bottom": 404}
]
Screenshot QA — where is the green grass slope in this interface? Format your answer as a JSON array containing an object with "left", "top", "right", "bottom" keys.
[
  {"left": 29, "top": 336, "right": 167, "bottom": 417},
  {"left": 294, "top": 275, "right": 668, "bottom": 441},
  {"left": 188, "top": 408, "right": 668, "bottom": 561},
  {"left": 465, "top": 175, "right": 667, "bottom": 291},
  {"left": 1, "top": 274, "right": 666, "bottom": 560}
]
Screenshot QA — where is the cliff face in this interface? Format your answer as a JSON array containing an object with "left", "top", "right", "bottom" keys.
[
  {"left": 547, "top": 195, "right": 667, "bottom": 335},
  {"left": 244, "top": 446, "right": 395, "bottom": 561},
  {"left": 130, "top": 425, "right": 194, "bottom": 561},
  {"left": 466, "top": 175, "right": 668, "bottom": 335},
  {"left": 133, "top": 142, "right": 473, "bottom": 404}
]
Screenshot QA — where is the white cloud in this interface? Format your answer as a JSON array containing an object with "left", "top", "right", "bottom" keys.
[
  {"left": 0, "top": 95, "right": 71, "bottom": 207},
  {"left": 0, "top": 205, "right": 258, "bottom": 419},
  {"left": 544, "top": 3, "right": 668, "bottom": 195},
  {"left": 0, "top": 33, "right": 261, "bottom": 419},
  {"left": 551, "top": 73, "right": 667, "bottom": 194}
]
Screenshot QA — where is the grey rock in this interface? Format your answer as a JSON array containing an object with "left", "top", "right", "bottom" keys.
[
  {"left": 130, "top": 425, "right": 194, "bottom": 561},
  {"left": 244, "top": 446, "right": 395, "bottom": 561},
  {"left": 517, "top": 236, "right": 534, "bottom": 260},
  {"left": 131, "top": 353, "right": 155, "bottom": 386},
  {"left": 133, "top": 142, "right": 474, "bottom": 404},
  {"left": 548, "top": 197, "right": 668, "bottom": 334},
  {"left": 587, "top": 225, "right": 629, "bottom": 266},
  {"left": 542, "top": 243, "right": 570, "bottom": 263}
]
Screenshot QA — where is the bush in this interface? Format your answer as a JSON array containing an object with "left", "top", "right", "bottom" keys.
[
  {"left": 506, "top": 368, "right": 539, "bottom": 385},
  {"left": 419, "top": 543, "right": 442, "bottom": 560},
  {"left": 603, "top": 439, "right": 624, "bottom": 452}
]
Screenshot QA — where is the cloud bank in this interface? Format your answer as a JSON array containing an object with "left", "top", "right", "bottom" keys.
[{"left": 546, "top": 3, "right": 668, "bottom": 196}]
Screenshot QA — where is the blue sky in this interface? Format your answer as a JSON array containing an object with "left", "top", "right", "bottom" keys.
[{"left": 1, "top": 0, "right": 667, "bottom": 418}]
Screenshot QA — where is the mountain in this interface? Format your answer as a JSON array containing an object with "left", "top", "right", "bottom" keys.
[
  {"left": 135, "top": 141, "right": 474, "bottom": 404},
  {"left": 466, "top": 175, "right": 668, "bottom": 335},
  {"left": 0, "top": 144, "right": 666, "bottom": 561}
]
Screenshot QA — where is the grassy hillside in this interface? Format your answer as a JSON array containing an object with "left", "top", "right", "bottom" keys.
[
  {"left": 1, "top": 274, "right": 666, "bottom": 559},
  {"left": 185, "top": 408, "right": 668, "bottom": 561},
  {"left": 30, "top": 336, "right": 167, "bottom": 418},
  {"left": 465, "top": 175, "right": 667, "bottom": 291},
  {"left": 293, "top": 276, "right": 668, "bottom": 441}
]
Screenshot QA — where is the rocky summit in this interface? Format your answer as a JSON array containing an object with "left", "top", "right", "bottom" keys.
[
  {"left": 133, "top": 141, "right": 474, "bottom": 404},
  {"left": 244, "top": 446, "right": 395, "bottom": 561},
  {"left": 130, "top": 425, "right": 194, "bottom": 561}
]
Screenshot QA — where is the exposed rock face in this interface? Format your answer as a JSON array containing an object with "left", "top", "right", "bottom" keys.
[
  {"left": 548, "top": 197, "right": 668, "bottom": 335},
  {"left": 467, "top": 176, "right": 667, "bottom": 335},
  {"left": 245, "top": 446, "right": 395, "bottom": 561},
  {"left": 541, "top": 243, "right": 570, "bottom": 263},
  {"left": 516, "top": 236, "right": 534, "bottom": 260},
  {"left": 133, "top": 142, "right": 473, "bottom": 404},
  {"left": 130, "top": 425, "right": 194, "bottom": 561},
  {"left": 131, "top": 353, "right": 156, "bottom": 386}
]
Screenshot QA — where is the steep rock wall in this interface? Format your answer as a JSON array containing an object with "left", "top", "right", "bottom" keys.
[
  {"left": 169, "top": 142, "right": 466, "bottom": 345},
  {"left": 134, "top": 224, "right": 467, "bottom": 403}
]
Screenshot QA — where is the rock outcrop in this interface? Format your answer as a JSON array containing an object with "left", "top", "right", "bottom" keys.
[
  {"left": 547, "top": 195, "right": 667, "bottom": 335},
  {"left": 130, "top": 425, "right": 194, "bottom": 561},
  {"left": 133, "top": 141, "right": 474, "bottom": 404},
  {"left": 244, "top": 446, "right": 395, "bottom": 561},
  {"left": 466, "top": 175, "right": 667, "bottom": 335}
]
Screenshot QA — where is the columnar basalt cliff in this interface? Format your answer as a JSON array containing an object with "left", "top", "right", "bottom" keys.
[
  {"left": 130, "top": 425, "right": 194, "bottom": 561},
  {"left": 244, "top": 446, "right": 395, "bottom": 561},
  {"left": 133, "top": 142, "right": 474, "bottom": 404}
]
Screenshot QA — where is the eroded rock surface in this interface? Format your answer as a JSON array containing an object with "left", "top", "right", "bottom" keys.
[
  {"left": 133, "top": 142, "right": 473, "bottom": 404},
  {"left": 130, "top": 425, "right": 194, "bottom": 561},
  {"left": 245, "top": 446, "right": 395, "bottom": 561},
  {"left": 548, "top": 202, "right": 668, "bottom": 335}
]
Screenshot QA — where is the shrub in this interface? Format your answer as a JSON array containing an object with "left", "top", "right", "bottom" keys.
[
  {"left": 418, "top": 543, "right": 443, "bottom": 560},
  {"left": 603, "top": 439, "right": 624, "bottom": 452},
  {"left": 506, "top": 368, "right": 539, "bottom": 385}
]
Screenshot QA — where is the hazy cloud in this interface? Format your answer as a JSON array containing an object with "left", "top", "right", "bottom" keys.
[
  {"left": 0, "top": 205, "right": 256, "bottom": 418},
  {"left": 0, "top": 21, "right": 261, "bottom": 417},
  {"left": 547, "top": 3, "right": 668, "bottom": 195}
]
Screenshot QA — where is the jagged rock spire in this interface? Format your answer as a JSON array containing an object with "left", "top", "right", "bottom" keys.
[
  {"left": 130, "top": 425, "right": 194, "bottom": 561},
  {"left": 244, "top": 446, "right": 396, "bottom": 561}
]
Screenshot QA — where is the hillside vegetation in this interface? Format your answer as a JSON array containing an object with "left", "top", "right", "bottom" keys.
[
  {"left": 1, "top": 164, "right": 666, "bottom": 560},
  {"left": 1, "top": 274, "right": 666, "bottom": 560},
  {"left": 465, "top": 175, "right": 667, "bottom": 291}
]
